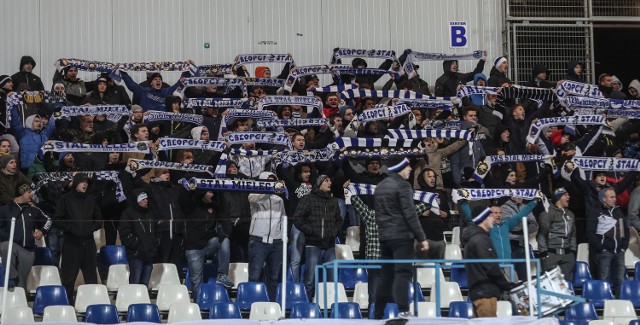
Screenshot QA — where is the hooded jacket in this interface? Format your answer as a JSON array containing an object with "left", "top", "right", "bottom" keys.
[
  {"left": 54, "top": 188, "right": 102, "bottom": 245},
  {"left": 461, "top": 223, "right": 512, "bottom": 301},
  {"left": 248, "top": 185, "right": 285, "bottom": 244},
  {"left": 119, "top": 204, "right": 159, "bottom": 261},
  {"left": 628, "top": 79, "right": 640, "bottom": 99},
  {"left": 537, "top": 205, "right": 576, "bottom": 253},
  {"left": 183, "top": 192, "right": 219, "bottom": 250},
  {"left": 10, "top": 56, "right": 45, "bottom": 91},
  {"left": 293, "top": 188, "right": 341, "bottom": 249},
  {"left": 0, "top": 202, "right": 51, "bottom": 250},
  {"left": 276, "top": 162, "right": 315, "bottom": 218},
  {"left": 375, "top": 173, "right": 427, "bottom": 242},
  {"left": 10, "top": 107, "right": 56, "bottom": 169},
  {"left": 434, "top": 59, "right": 486, "bottom": 97},
  {"left": 487, "top": 66, "right": 512, "bottom": 87},
  {"left": 525, "top": 64, "right": 556, "bottom": 89},
  {"left": 563, "top": 61, "right": 585, "bottom": 82}
]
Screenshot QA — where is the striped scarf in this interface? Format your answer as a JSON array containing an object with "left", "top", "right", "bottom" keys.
[
  {"left": 347, "top": 182, "right": 439, "bottom": 212},
  {"left": 386, "top": 129, "right": 474, "bottom": 141},
  {"left": 32, "top": 171, "right": 125, "bottom": 202},
  {"left": 526, "top": 115, "right": 605, "bottom": 144},
  {"left": 157, "top": 137, "right": 227, "bottom": 152},
  {"left": 184, "top": 97, "right": 249, "bottom": 109},
  {"left": 555, "top": 81, "right": 603, "bottom": 98},
  {"left": 42, "top": 140, "right": 151, "bottom": 154},
  {"left": 357, "top": 104, "right": 411, "bottom": 123},
  {"left": 125, "top": 159, "right": 214, "bottom": 177},
  {"left": 472, "top": 154, "right": 555, "bottom": 183},
  {"left": 55, "top": 105, "right": 131, "bottom": 123},
  {"left": 403, "top": 50, "right": 485, "bottom": 78},
  {"left": 452, "top": 188, "right": 549, "bottom": 211},
  {"left": 284, "top": 64, "right": 350, "bottom": 91},
  {"left": 341, "top": 89, "right": 422, "bottom": 99},
  {"left": 329, "top": 137, "right": 416, "bottom": 149}
]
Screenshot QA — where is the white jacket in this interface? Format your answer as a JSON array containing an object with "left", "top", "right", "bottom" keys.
[{"left": 248, "top": 193, "right": 286, "bottom": 244}]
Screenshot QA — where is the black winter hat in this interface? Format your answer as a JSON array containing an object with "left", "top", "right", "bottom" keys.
[
  {"left": 0, "top": 75, "right": 11, "bottom": 89},
  {"left": 72, "top": 173, "right": 90, "bottom": 189},
  {"left": 352, "top": 58, "right": 368, "bottom": 68},
  {"left": 147, "top": 72, "right": 163, "bottom": 82},
  {"left": 20, "top": 56, "right": 36, "bottom": 70}
]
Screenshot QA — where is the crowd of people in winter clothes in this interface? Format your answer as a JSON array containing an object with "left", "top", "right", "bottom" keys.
[{"left": 1, "top": 51, "right": 640, "bottom": 318}]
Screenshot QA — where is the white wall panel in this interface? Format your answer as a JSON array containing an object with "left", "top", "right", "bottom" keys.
[
  {"left": 0, "top": 0, "right": 505, "bottom": 90},
  {"left": 0, "top": 0, "right": 41, "bottom": 81},
  {"left": 39, "top": 0, "right": 114, "bottom": 86},
  {"left": 182, "top": 0, "right": 253, "bottom": 67}
]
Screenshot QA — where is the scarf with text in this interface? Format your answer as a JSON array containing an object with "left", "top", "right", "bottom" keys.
[
  {"left": 157, "top": 137, "right": 227, "bottom": 152},
  {"left": 224, "top": 109, "right": 277, "bottom": 125},
  {"left": 32, "top": 171, "right": 125, "bottom": 202},
  {"left": 472, "top": 154, "right": 556, "bottom": 183},
  {"left": 563, "top": 157, "right": 640, "bottom": 175},
  {"left": 330, "top": 48, "right": 398, "bottom": 63},
  {"left": 225, "top": 131, "right": 292, "bottom": 148},
  {"left": 421, "top": 120, "right": 461, "bottom": 130},
  {"left": 55, "top": 58, "right": 193, "bottom": 73},
  {"left": 575, "top": 108, "right": 640, "bottom": 119},
  {"left": 284, "top": 64, "right": 351, "bottom": 91},
  {"left": 257, "top": 118, "right": 329, "bottom": 129},
  {"left": 143, "top": 111, "right": 204, "bottom": 125},
  {"left": 42, "top": 140, "right": 151, "bottom": 154},
  {"left": 244, "top": 78, "right": 286, "bottom": 88},
  {"left": 403, "top": 49, "right": 485, "bottom": 78},
  {"left": 526, "top": 115, "right": 605, "bottom": 144},
  {"left": 452, "top": 188, "right": 549, "bottom": 211},
  {"left": 400, "top": 98, "right": 456, "bottom": 111},
  {"left": 356, "top": 104, "right": 411, "bottom": 123},
  {"left": 5, "top": 91, "right": 66, "bottom": 126},
  {"left": 273, "top": 147, "right": 336, "bottom": 166},
  {"left": 233, "top": 53, "right": 295, "bottom": 69},
  {"left": 54, "top": 105, "right": 131, "bottom": 123},
  {"left": 338, "top": 147, "right": 423, "bottom": 159},
  {"left": 126, "top": 159, "right": 214, "bottom": 177},
  {"left": 194, "top": 64, "right": 233, "bottom": 76},
  {"left": 456, "top": 85, "right": 501, "bottom": 98},
  {"left": 185, "top": 97, "right": 249, "bottom": 109},
  {"left": 257, "top": 95, "right": 323, "bottom": 116},
  {"left": 180, "top": 177, "right": 289, "bottom": 199},
  {"left": 560, "top": 96, "right": 640, "bottom": 109},
  {"left": 555, "top": 81, "right": 603, "bottom": 98}
]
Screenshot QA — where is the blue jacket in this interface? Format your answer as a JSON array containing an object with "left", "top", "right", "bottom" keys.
[
  {"left": 460, "top": 200, "right": 538, "bottom": 259},
  {"left": 121, "top": 71, "right": 183, "bottom": 111},
  {"left": 10, "top": 107, "right": 56, "bottom": 169}
]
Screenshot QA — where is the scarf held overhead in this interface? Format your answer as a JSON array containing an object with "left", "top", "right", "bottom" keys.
[
  {"left": 452, "top": 188, "right": 549, "bottom": 211},
  {"left": 347, "top": 182, "right": 439, "bottom": 213},
  {"left": 157, "top": 137, "right": 227, "bottom": 152},
  {"left": 225, "top": 131, "right": 292, "bottom": 148},
  {"left": 126, "top": 159, "right": 214, "bottom": 177},
  {"left": 472, "top": 154, "right": 556, "bottom": 183},
  {"left": 526, "top": 115, "right": 605, "bottom": 144},
  {"left": 42, "top": 140, "right": 151, "bottom": 154},
  {"left": 403, "top": 49, "right": 485, "bottom": 78},
  {"left": 180, "top": 177, "right": 289, "bottom": 199}
]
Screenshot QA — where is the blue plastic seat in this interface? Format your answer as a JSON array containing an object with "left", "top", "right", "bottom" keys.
[
  {"left": 196, "top": 283, "right": 230, "bottom": 310},
  {"left": 449, "top": 267, "right": 468, "bottom": 288},
  {"left": 338, "top": 268, "right": 368, "bottom": 289},
  {"left": 290, "top": 302, "right": 322, "bottom": 318},
  {"left": 581, "top": 280, "right": 614, "bottom": 308},
  {"left": 127, "top": 303, "right": 161, "bottom": 323},
  {"left": 629, "top": 320, "right": 640, "bottom": 325},
  {"left": 100, "top": 245, "right": 128, "bottom": 266},
  {"left": 33, "top": 285, "right": 69, "bottom": 314},
  {"left": 448, "top": 301, "right": 474, "bottom": 318},
  {"left": 236, "top": 282, "right": 269, "bottom": 311},
  {"left": 619, "top": 280, "right": 640, "bottom": 307},
  {"left": 85, "top": 304, "right": 119, "bottom": 324},
  {"left": 408, "top": 281, "right": 426, "bottom": 302},
  {"left": 573, "top": 262, "right": 592, "bottom": 288},
  {"left": 330, "top": 302, "right": 362, "bottom": 319},
  {"left": 368, "top": 302, "right": 400, "bottom": 319},
  {"left": 564, "top": 302, "right": 598, "bottom": 322},
  {"left": 33, "top": 247, "right": 55, "bottom": 266},
  {"left": 209, "top": 302, "right": 242, "bottom": 319},
  {"left": 276, "top": 282, "right": 309, "bottom": 310},
  {"left": 558, "top": 320, "right": 589, "bottom": 325},
  {"left": 186, "top": 263, "right": 217, "bottom": 289}
]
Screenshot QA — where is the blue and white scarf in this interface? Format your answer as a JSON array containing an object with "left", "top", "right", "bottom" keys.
[
  {"left": 182, "top": 77, "right": 245, "bottom": 88},
  {"left": 357, "top": 104, "right": 411, "bottom": 123},
  {"left": 341, "top": 89, "right": 422, "bottom": 100},
  {"left": 456, "top": 85, "right": 501, "bottom": 99},
  {"left": 194, "top": 64, "right": 233, "bottom": 76},
  {"left": 422, "top": 120, "right": 461, "bottom": 130},
  {"left": 244, "top": 78, "right": 285, "bottom": 88},
  {"left": 403, "top": 50, "right": 485, "bottom": 78},
  {"left": 307, "top": 84, "right": 358, "bottom": 95},
  {"left": 347, "top": 182, "right": 439, "bottom": 212},
  {"left": 338, "top": 147, "right": 423, "bottom": 159},
  {"left": 180, "top": 177, "right": 289, "bottom": 199},
  {"left": 400, "top": 98, "right": 456, "bottom": 111},
  {"left": 330, "top": 137, "right": 415, "bottom": 149},
  {"left": 5, "top": 91, "right": 66, "bottom": 126},
  {"left": 452, "top": 188, "right": 549, "bottom": 211},
  {"left": 560, "top": 96, "right": 640, "bottom": 109},
  {"left": 386, "top": 129, "right": 474, "bottom": 141},
  {"left": 185, "top": 97, "right": 249, "bottom": 109},
  {"left": 229, "top": 148, "right": 280, "bottom": 156},
  {"left": 233, "top": 54, "right": 295, "bottom": 67},
  {"left": 284, "top": 64, "right": 351, "bottom": 91},
  {"left": 157, "top": 137, "right": 227, "bottom": 152},
  {"left": 224, "top": 109, "right": 277, "bottom": 125},
  {"left": 32, "top": 171, "right": 125, "bottom": 202},
  {"left": 126, "top": 159, "right": 214, "bottom": 177},
  {"left": 498, "top": 85, "right": 557, "bottom": 102},
  {"left": 257, "top": 95, "right": 323, "bottom": 114},
  {"left": 55, "top": 105, "right": 131, "bottom": 123},
  {"left": 273, "top": 147, "right": 336, "bottom": 166},
  {"left": 567, "top": 157, "right": 640, "bottom": 172},
  {"left": 331, "top": 48, "right": 398, "bottom": 63},
  {"left": 225, "top": 132, "right": 292, "bottom": 148},
  {"left": 42, "top": 140, "right": 151, "bottom": 154},
  {"left": 257, "top": 118, "right": 329, "bottom": 129},
  {"left": 335, "top": 68, "right": 400, "bottom": 79},
  {"left": 144, "top": 111, "right": 204, "bottom": 125},
  {"left": 526, "top": 115, "right": 605, "bottom": 144},
  {"left": 472, "top": 154, "right": 555, "bottom": 183},
  {"left": 555, "top": 81, "right": 603, "bottom": 98},
  {"left": 56, "top": 58, "right": 193, "bottom": 73},
  {"left": 575, "top": 108, "right": 640, "bottom": 119}
]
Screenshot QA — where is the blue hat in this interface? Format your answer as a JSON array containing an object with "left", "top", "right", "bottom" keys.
[
  {"left": 472, "top": 207, "right": 492, "bottom": 225},
  {"left": 387, "top": 156, "right": 409, "bottom": 173}
]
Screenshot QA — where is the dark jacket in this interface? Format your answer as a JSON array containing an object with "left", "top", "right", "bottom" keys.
[
  {"left": 276, "top": 163, "right": 315, "bottom": 218},
  {"left": 121, "top": 71, "right": 183, "bottom": 111},
  {"left": 119, "top": 205, "right": 159, "bottom": 261},
  {"left": 183, "top": 199, "right": 219, "bottom": 250},
  {"left": 143, "top": 180, "right": 186, "bottom": 235},
  {"left": 11, "top": 56, "right": 45, "bottom": 91},
  {"left": 0, "top": 170, "right": 30, "bottom": 206},
  {"left": 525, "top": 64, "right": 556, "bottom": 89},
  {"left": 434, "top": 59, "right": 485, "bottom": 97},
  {"left": 54, "top": 189, "right": 102, "bottom": 244},
  {"left": 487, "top": 67, "right": 512, "bottom": 87},
  {"left": 293, "top": 188, "right": 341, "bottom": 249},
  {"left": 537, "top": 205, "right": 576, "bottom": 253},
  {"left": 374, "top": 173, "right": 426, "bottom": 242},
  {"left": 563, "top": 61, "right": 585, "bottom": 82},
  {"left": 461, "top": 223, "right": 512, "bottom": 301},
  {"left": 586, "top": 203, "right": 629, "bottom": 254},
  {"left": 0, "top": 202, "right": 51, "bottom": 250}
]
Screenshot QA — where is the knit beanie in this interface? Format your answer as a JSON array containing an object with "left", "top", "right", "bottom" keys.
[
  {"left": 0, "top": 154, "right": 15, "bottom": 170},
  {"left": 387, "top": 156, "right": 409, "bottom": 173},
  {"left": 0, "top": 75, "right": 11, "bottom": 89},
  {"left": 553, "top": 187, "right": 568, "bottom": 203},
  {"left": 15, "top": 182, "right": 32, "bottom": 197},
  {"left": 255, "top": 66, "right": 270, "bottom": 78},
  {"left": 315, "top": 174, "right": 330, "bottom": 188},
  {"left": 472, "top": 207, "right": 492, "bottom": 225},
  {"left": 494, "top": 56, "right": 508, "bottom": 69}
]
